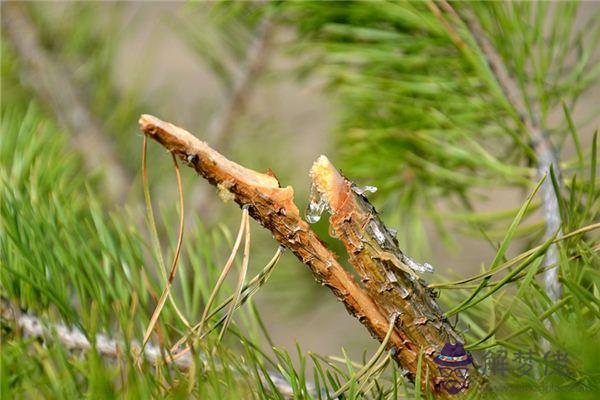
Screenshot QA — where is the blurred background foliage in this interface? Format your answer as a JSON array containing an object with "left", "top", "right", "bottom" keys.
[
  {"left": 287, "top": 1, "right": 598, "bottom": 255},
  {"left": 1, "top": 1, "right": 599, "bottom": 399}
]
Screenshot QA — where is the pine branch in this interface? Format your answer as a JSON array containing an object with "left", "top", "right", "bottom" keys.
[
  {"left": 1, "top": 2, "right": 131, "bottom": 203},
  {"left": 453, "top": 6, "right": 563, "bottom": 303},
  {"left": 139, "top": 114, "right": 487, "bottom": 397},
  {"left": 310, "top": 156, "right": 486, "bottom": 392},
  {"left": 0, "top": 299, "right": 311, "bottom": 399}
]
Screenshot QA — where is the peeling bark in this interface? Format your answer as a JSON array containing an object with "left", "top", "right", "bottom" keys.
[{"left": 139, "top": 115, "right": 485, "bottom": 397}]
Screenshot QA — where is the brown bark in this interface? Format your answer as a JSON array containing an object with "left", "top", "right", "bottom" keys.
[
  {"left": 139, "top": 114, "right": 485, "bottom": 396},
  {"left": 310, "top": 156, "right": 487, "bottom": 393}
]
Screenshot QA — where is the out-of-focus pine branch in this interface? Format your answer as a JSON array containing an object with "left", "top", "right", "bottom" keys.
[
  {"left": 0, "top": 299, "right": 313, "bottom": 399},
  {"left": 435, "top": 0, "right": 564, "bottom": 312},
  {"left": 1, "top": 2, "right": 131, "bottom": 203},
  {"left": 188, "top": 12, "right": 277, "bottom": 222},
  {"left": 284, "top": 1, "right": 598, "bottom": 257}
]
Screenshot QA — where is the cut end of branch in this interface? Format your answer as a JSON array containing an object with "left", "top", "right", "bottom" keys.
[
  {"left": 309, "top": 155, "right": 350, "bottom": 210},
  {"left": 139, "top": 114, "right": 161, "bottom": 133}
]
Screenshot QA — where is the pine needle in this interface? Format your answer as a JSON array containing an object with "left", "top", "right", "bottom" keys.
[
  {"left": 141, "top": 144, "right": 189, "bottom": 349},
  {"left": 170, "top": 246, "right": 283, "bottom": 361},
  {"left": 188, "top": 246, "right": 283, "bottom": 341},
  {"left": 141, "top": 138, "right": 189, "bottom": 329},
  {"left": 197, "top": 207, "right": 249, "bottom": 338},
  {"left": 428, "top": 221, "right": 600, "bottom": 289},
  {"left": 332, "top": 313, "right": 399, "bottom": 398},
  {"left": 218, "top": 207, "right": 251, "bottom": 343},
  {"left": 355, "top": 354, "right": 391, "bottom": 395}
]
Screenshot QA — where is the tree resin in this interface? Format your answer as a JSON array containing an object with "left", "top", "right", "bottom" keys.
[
  {"left": 351, "top": 184, "right": 378, "bottom": 196},
  {"left": 305, "top": 184, "right": 328, "bottom": 224}
]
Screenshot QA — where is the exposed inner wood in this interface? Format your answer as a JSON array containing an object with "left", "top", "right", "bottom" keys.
[{"left": 139, "top": 114, "right": 484, "bottom": 396}]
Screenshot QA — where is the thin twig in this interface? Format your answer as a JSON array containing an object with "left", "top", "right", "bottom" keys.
[
  {"left": 1, "top": 2, "right": 130, "bottom": 203},
  {"left": 210, "top": 17, "right": 275, "bottom": 150}
]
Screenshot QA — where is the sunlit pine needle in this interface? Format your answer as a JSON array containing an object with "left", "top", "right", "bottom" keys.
[{"left": 141, "top": 143, "right": 189, "bottom": 350}]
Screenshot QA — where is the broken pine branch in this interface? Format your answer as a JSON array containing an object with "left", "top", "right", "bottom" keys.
[
  {"left": 138, "top": 114, "right": 487, "bottom": 397},
  {"left": 310, "top": 156, "right": 486, "bottom": 393}
]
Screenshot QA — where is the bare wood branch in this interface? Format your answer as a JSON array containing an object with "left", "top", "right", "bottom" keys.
[
  {"left": 138, "top": 113, "right": 399, "bottom": 360},
  {"left": 139, "top": 114, "right": 484, "bottom": 397},
  {"left": 1, "top": 2, "right": 130, "bottom": 203},
  {"left": 310, "top": 156, "right": 486, "bottom": 394}
]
